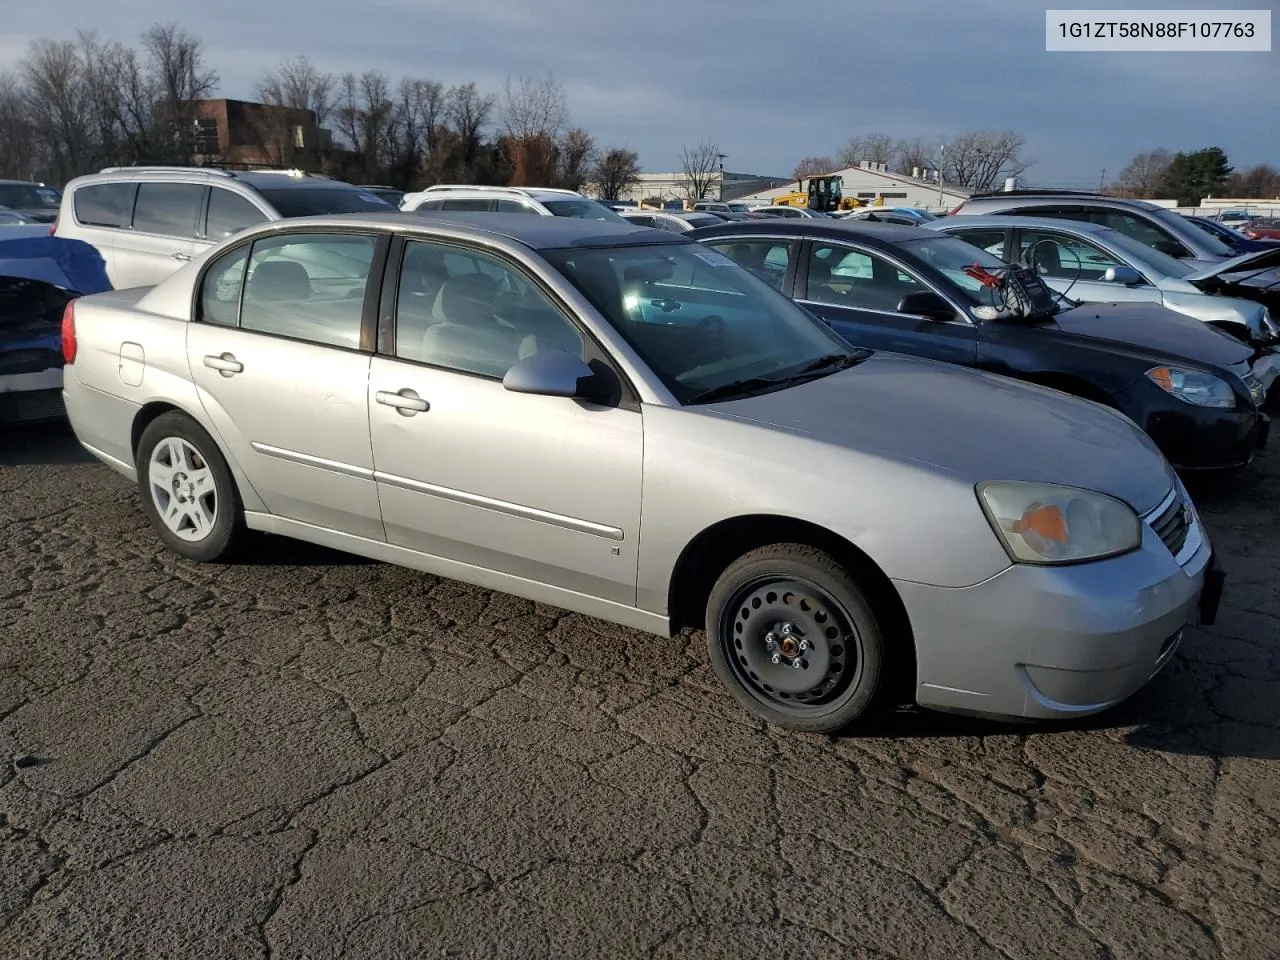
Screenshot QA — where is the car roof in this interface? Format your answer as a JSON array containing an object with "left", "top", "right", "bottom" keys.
[
  {"left": 930, "top": 214, "right": 1115, "bottom": 234},
  {"left": 256, "top": 210, "right": 684, "bottom": 250},
  {"left": 965, "top": 193, "right": 1161, "bottom": 212},
  {"left": 687, "top": 218, "right": 935, "bottom": 245}
]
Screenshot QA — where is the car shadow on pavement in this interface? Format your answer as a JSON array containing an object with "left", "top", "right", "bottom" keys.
[
  {"left": 232, "top": 533, "right": 379, "bottom": 567},
  {"left": 835, "top": 664, "right": 1280, "bottom": 761},
  {"left": 0, "top": 420, "right": 93, "bottom": 466}
]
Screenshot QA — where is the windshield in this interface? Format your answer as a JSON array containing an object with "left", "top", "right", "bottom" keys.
[
  {"left": 1100, "top": 229, "right": 1196, "bottom": 278},
  {"left": 542, "top": 242, "right": 857, "bottom": 403},
  {"left": 541, "top": 199, "right": 626, "bottom": 222},
  {"left": 1149, "top": 207, "right": 1234, "bottom": 257},
  {"left": 255, "top": 187, "right": 395, "bottom": 218},
  {"left": 0, "top": 184, "right": 60, "bottom": 211}
]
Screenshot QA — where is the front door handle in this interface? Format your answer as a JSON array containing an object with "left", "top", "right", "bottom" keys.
[
  {"left": 203, "top": 352, "right": 243, "bottom": 377},
  {"left": 172, "top": 252, "right": 193, "bottom": 262},
  {"left": 376, "top": 388, "right": 429, "bottom": 416}
]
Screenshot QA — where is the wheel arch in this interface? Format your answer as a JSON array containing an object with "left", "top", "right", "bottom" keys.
[
  {"left": 130, "top": 400, "right": 264, "bottom": 512},
  {"left": 666, "top": 514, "right": 917, "bottom": 704}
]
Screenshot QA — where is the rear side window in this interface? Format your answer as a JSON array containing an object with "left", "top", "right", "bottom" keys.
[
  {"left": 441, "top": 198, "right": 493, "bottom": 211},
  {"left": 73, "top": 182, "right": 137, "bottom": 228},
  {"left": 132, "top": 183, "right": 204, "bottom": 238},
  {"left": 206, "top": 188, "right": 268, "bottom": 241}
]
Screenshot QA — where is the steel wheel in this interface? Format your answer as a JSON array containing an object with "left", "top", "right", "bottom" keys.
[
  {"left": 147, "top": 436, "right": 219, "bottom": 542},
  {"left": 719, "top": 576, "right": 864, "bottom": 716}
]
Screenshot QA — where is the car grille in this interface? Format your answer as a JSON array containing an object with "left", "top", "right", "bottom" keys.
[{"left": 1147, "top": 487, "right": 1191, "bottom": 558}]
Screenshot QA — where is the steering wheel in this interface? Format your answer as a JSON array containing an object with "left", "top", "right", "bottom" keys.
[{"left": 687, "top": 314, "right": 727, "bottom": 366}]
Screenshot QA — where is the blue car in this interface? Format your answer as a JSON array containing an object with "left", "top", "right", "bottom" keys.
[{"left": 0, "top": 236, "right": 111, "bottom": 425}]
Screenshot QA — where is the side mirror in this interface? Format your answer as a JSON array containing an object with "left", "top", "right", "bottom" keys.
[
  {"left": 896, "top": 290, "right": 956, "bottom": 322},
  {"left": 502, "top": 349, "right": 608, "bottom": 401},
  {"left": 1103, "top": 265, "right": 1143, "bottom": 285}
]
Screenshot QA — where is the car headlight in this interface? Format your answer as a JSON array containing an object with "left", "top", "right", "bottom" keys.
[
  {"left": 977, "top": 481, "right": 1142, "bottom": 564},
  {"left": 1146, "top": 366, "right": 1236, "bottom": 409}
]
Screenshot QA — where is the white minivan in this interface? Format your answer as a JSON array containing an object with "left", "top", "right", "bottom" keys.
[{"left": 55, "top": 167, "right": 395, "bottom": 288}]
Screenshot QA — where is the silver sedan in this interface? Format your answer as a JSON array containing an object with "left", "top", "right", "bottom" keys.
[
  {"left": 928, "top": 215, "right": 1280, "bottom": 359},
  {"left": 59, "top": 211, "right": 1218, "bottom": 732}
]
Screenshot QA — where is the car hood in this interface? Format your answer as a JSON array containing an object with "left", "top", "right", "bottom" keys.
[
  {"left": 1184, "top": 247, "right": 1280, "bottom": 284},
  {"left": 1048, "top": 301, "right": 1252, "bottom": 367},
  {"left": 707, "top": 353, "right": 1174, "bottom": 515}
]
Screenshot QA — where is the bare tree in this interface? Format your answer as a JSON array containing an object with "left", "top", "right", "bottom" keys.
[
  {"left": 894, "top": 137, "right": 935, "bottom": 176},
  {"left": 0, "top": 72, "right": 37, "bottom": 179},
  {"left": 792, "top": 155, "right": 837, "bottom": 179},
  {"left": 141, "top": 23, "right": 218, "bottom": 163},
  {"left": 502, "top": 72, "right": 567, "bottom": 186},
  {"left": 680, "top": 139, "right": 722, "bottom": 200},
  {"left": 838, "top": 132, "right": 896, "bottom": 169},
  {"left": 86, "top": 34, "right": 162, "bottom": 165},
  {"left": 336, "top": 70, "right": 396, "bottom": 179},
  {"left": 1115, "top": 148, "right": 1172, "bottom": 198},
  {"left": 22, "top": 38, "right": 102, "bottom": 182},
  {"left": 941, "top": 130, "right": 1031, "bottom": 191},
  {"left": 592, "top": 147, "right": 640, "bottom": 201},
  {"left": 258, "top": 56, "right": 334, "bottom": 128},
  {"left": 1225, "top": 164, "right": 1280, "bottom": 198},
  {"left": 553, "top": 128, "right": 596, "bottom": 191},
  {"left": 447, "top": 82, "right": 495, "bottom": 181}
]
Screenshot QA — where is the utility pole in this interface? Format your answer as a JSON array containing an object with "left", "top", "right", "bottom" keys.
[
  {"left": 1099, "top": 168, "right": 1106, "bottom": 192},
  {"left": 937, "top": 142, "right": 945, "bottom": 208}
]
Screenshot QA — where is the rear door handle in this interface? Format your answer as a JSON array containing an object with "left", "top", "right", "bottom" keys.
[
  {"left": 376, "top": 388, "right": 429, "bottom": 415},
  {"left": 203, "top": 353, "right": 243, "bottom": 376},
  {"left": 172, "top": 252, "right": 193, "bottom": 262}
]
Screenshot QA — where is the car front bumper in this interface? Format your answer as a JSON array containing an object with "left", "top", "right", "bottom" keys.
[
  {"left": 1116, "top": 382, "right": 1269, "bottom": 471},
  {"left": 896, "top": 489, "right": 1213, "bottom": 721}
]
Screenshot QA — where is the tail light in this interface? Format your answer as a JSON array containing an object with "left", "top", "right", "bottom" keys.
[
  {"left": 949, "top": 202, "right": 966, "bottom": 214},
  {"left": 61, "top": 300, "right": 77, "bottom": 365},
  {"left": 48, "top": 218, "right": 58, "bottom": 235}
]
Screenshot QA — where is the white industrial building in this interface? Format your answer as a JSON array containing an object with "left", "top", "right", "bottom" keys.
[
  {"left": 589, "top": 170, "right": 792, "bottom": 205},
  {"left": 734, "top": 161, "right": 973, "bottom": 212}
]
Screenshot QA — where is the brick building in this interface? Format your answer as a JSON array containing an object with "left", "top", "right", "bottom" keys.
[{"left": 189, "top": 99, "right": 322, "bottom": 171}]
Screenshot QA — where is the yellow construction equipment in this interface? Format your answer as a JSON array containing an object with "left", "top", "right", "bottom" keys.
[{"left": 772, "top": 174, "right": 857, "bottom": 212}]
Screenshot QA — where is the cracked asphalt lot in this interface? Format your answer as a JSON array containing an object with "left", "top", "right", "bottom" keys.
[{"left": 1, "top": 422, "right": 1278, "bottom": 960}]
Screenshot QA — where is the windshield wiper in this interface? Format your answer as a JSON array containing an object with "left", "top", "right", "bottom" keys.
[{"left": 688, "top": 352, "right": 866, "bottom": 404}]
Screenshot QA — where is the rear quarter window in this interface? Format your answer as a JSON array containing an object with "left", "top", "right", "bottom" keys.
[{"left": 73, "top": 182, "right": 137, "bottom": 228}]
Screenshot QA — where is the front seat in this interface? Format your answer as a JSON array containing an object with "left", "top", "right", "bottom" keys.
[
  {"left": 1031, "top": 242, "right": 1063, "bottom": 278},
  {"left": 418, "top": 274, "right": 521, "bottom": 376},
  {"left": 806, "top": 257, "right": 834, "bottom": 299}
]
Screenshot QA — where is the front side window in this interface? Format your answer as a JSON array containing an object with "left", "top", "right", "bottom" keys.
[
  {"left": 132, "top": 183, "right": 205, "bottom": 238},
  {"left": 1085, "top": 210, "right": 1192, "bottom": 259},
  {"left": 544, "top": 242, "right": 851, "bottom": 403},
  {"left": 897, "top": 236, "right": 1013, "bottom": 304},
  {"left": 804, "top": 244, "right": 927, "bottom": 313},
  {"left": 495, "top": 199, "right": 535, "bottom": 214},
  {"left": 395, "top": 240, "right": 584, "bottom": 379},
  {"left": 73, "top": 182, "right": 137, "bottom": 229},
  {"left": 235, "top": 233, "right": 376, "bottom": 348},
  {"left": 206, "top": 188, "right": 268, "bottom": 241},
  {"left": 705, "top": 239, "right": 797, "bottom": 291},
  {"left": 1018, "top": 230, "right": 1124, "bottom": 282}
]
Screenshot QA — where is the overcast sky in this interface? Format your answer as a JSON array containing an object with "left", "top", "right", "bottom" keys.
[{"left": 2, "top": 0, "right": 1276, "bottom": 184}]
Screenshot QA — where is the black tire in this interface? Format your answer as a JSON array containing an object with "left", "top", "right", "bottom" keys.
[
  {"left": 705, "top": 543, "right": 887, "bottom": 733},
  {"left": 135, "top": 411, "right": 245, "bottom": 562}
]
